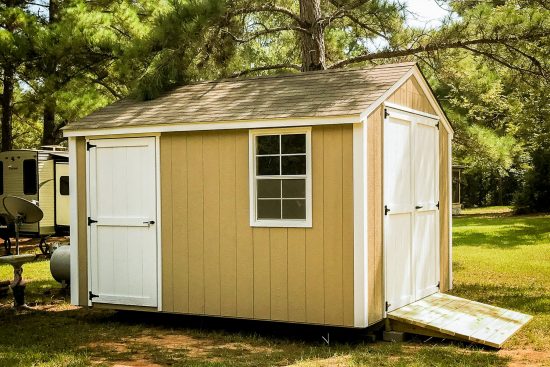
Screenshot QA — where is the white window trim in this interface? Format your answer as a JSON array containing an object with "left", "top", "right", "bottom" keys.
[{"left": 249, "top": 127, "right": 312, "bottom": 228}]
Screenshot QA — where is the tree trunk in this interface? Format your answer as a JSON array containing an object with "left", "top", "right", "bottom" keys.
[
  {"left": 1, "top": 65, "right": 15, "bottom": 151},
  {"left": 299, "top": 0, "right": 326, "bottom": 71},
  {"left": 42, "top": 96, "right": 57, "bottom": 146}
]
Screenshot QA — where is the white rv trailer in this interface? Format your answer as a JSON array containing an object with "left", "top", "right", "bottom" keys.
[{"left": 0, "top": 146, "right": 69, "bottom": 237}]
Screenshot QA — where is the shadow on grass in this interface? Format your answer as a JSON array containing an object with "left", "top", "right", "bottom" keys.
[
  {"left": 450, "top": 283, "right": 548, "bottom": 315},
  {"left": 0, "top": 306, "right": 512, "bottom": 367},
  {"left": 453, "top": 216, "right": 550, "bottom": 249}
]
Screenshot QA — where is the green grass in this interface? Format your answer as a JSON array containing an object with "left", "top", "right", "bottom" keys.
[{"left": 0, "top": 208, "right": 548, "bottom": 366}]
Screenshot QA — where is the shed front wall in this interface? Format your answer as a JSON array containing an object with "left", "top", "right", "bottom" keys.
[
  {"left": 161, "top": 125, "right": 355, "bottom": 327},
  {"left": 366, "top": 76, "right": 451, "bottom": 325}
]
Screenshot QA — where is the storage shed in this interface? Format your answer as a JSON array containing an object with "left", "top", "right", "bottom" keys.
[{"left": 64, "top": 62, "right": 530, "bottom": 347}]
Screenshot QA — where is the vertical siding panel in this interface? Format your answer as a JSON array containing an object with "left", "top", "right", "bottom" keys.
[
  {"left": 219, "top": 132, "right": 237, "bottom": 316},
  {"left": 187, "top": 133, "right": 205, "bottom": 314},
  {"left": 287, "top": 228, "right": 306, "bottom": 322},
  {"left": 270, "top": 228, "right": 288, "bottom": 321},
  {"left": 368, "top": 106, "right": 385, "bottom": 324},
  {"left": 203, "top": 133, "right": 221, "bottom": 315},
  {"left": 235, "top": 131, "right": 254, "bottom": 318},
  {"left": 306, "top": 126, "right": 324, "bottom": 324},
  {"left": 160, "top": 135, "right": 174, "bottom": 312},
  {"left": 253, "top": 228, "right": 271, "bottom": 319},
  {"left": 342, "top": 125, "right": 355, "bottom": 326},
  {"left": 171, "top": 134, "right": 189, "bottom": 313},
  {"left": 323, "top": 126, "right": 344, "bottom": 326}
]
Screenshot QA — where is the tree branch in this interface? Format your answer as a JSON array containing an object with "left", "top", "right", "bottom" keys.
[
  {"left": 229, "top": 5, "right": 302, "bottom": 25},
  {"left": 328, "top": 33, "right": 548, "bottom": 69},
  {"left": 231, "top": 63, "right": 301, "bottom": 78},
  {"left": 222, "top": 25, "right": 310, "bottom": 43}
]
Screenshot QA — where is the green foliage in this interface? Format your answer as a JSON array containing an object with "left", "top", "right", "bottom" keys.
[{"left": 515, "top": 147, "right": 550, "bottom": 213}]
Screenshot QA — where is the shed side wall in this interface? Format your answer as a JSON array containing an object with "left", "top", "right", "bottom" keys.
[
  {"left": 366, "top": 76, "right": 451, "bottom": 325},
  {"left": 161, "top": 125, "right": 354, "bottom": 327},
  {"left": 76, "top": 137, "right": 88, "bottom": 306}
]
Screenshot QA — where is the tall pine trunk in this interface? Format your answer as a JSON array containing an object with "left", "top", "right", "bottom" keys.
[
  {"left": 42, "top": 0, "right": 59, "bottom": 146},
  {"left": 1, "top": 65, "right": 14, "bottom": 151},
  {"left": 299, "top": 0, "right": 326, "bottom": 71}
]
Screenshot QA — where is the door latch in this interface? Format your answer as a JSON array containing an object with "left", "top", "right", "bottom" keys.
[{"left": 143, "top": 220, "right": 155, "bottom": 225}]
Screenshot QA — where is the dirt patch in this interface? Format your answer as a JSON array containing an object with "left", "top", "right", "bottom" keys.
[
  {"left": 285, "top": 355, "right": 351, "bottom": 367},
  {"left": 499, "top": 348, "right": 550, "bottom": 367}
]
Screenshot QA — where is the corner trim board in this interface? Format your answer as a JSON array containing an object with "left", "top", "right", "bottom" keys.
[{"left": 68, "top": 137, "right": 79, "bottom": 305}]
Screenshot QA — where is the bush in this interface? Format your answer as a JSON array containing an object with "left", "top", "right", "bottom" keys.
[{"left": 514, "top": 147, "right": 550, "bottom": 213}]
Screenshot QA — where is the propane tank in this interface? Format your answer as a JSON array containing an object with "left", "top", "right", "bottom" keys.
[{"left": 50, "top": 245, "right": 70, "bottom": 285}]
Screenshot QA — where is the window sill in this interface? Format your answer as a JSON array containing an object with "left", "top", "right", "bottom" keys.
[{"left": 250, "top": 219, "right": 312, "bottom": 228}]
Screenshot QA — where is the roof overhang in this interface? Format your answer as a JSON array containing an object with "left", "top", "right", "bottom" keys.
[{"left": 63, "top": 114, "right": 360, "bottom": 138}]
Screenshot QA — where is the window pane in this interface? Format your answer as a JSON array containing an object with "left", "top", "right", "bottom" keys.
[
  {"left": 282, "top": 199, "right": 306, "bottom": 219},
  {"left": 282, "top": 179, "right": 305, "bottom": 198},
  {"left": 60, "top": 176, "right": 69, "bottom": 196},
  {"left": 257, "top": 179, "right": 281, "bottom": 198},
  {"left": 257, "top": 135, "right": 279, "bottom": 155},
  {"left": 257, "top": 199, "right": 281, "bottom": 219},
  {"left": 257, "top": 156, "right": 280, "bottom": 175},
  {"left": 281, "top": 155, "right": 306, "bottom": 175},
  {"left": 281, "top": 134, "right": 306, "bottom": 154},
  {"left": 23, "top": 159, "right": 37, "bottom": 195}
]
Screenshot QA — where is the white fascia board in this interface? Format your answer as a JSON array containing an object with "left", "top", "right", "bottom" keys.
[
  {"left": 359, "top": 65, "right": 454, "bottom": 139},
  {"left": 68, "top": 137, "right": 79, "bottom": 305},
  {"left": 63, "top": 115, "right": 360, "bottom": 138},
  {"left": 353, "top": 121, "right": 368, "bottom": 327}
]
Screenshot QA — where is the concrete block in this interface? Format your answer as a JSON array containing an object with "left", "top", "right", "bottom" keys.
[{"left": 383, "top": 330, "right": 406, "bottom": 342}]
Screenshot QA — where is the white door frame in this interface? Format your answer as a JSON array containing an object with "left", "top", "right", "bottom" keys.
[
  {"left": 85, "top": 135, "right": 162, "bottom": 310},
  {"left": 383, "top": 104, "right": 440, "bottom": 315}
]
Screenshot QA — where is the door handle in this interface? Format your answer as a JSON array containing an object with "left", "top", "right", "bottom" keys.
[
  {"left": 415, "top": 205, "right": 423, "bottom": 209},
  {"left": 143, "top": 220, "right": 155, "bottom": 225}
]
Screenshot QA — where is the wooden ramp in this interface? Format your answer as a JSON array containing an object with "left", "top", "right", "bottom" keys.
[{"left": 387, "top": 293, "right": 532, "bottom": 348}]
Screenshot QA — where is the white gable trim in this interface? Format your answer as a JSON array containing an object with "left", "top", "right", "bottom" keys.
[
  {"left": 63, "top": 115, "right": 360, "bottom": 137},
  {"left": 360, "top": 66, "right": 453, "bottom": 138}
]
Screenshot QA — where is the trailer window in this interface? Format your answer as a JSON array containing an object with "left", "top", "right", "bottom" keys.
[
  {"left": 59, "top": 176, "right": 69, "bottom": 195},
  {"left": 23, "top": 159, "right": 37, "bottom": 195},
  {"left": 0, "top": 161, "right": 3, "bottom": 195}
]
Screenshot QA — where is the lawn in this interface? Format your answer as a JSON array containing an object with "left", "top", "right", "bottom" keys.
[{"left": 0, "top": 208, "right": 548, "bottom": 366}]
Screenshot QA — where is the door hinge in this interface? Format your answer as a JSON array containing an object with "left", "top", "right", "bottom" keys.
[
  {"left": 384, "top": 205, "right": 390, "bottom": 215},
  {"left": 436, "top": 201, "right": 440, "bottom": 209},
  {"left": 435, "top": 121, "right": 440, "bottom": 130},
  {"left": 88, "top": 217, "right": 98, "bottom": 226},
  {"left": 437, "top": 281, "right": 441, "bottom": 289},
  {"left": 86, "top": 142, "right": 96, "bottom": 151},
  {"left": 385, "top": 301, "right": 391, "bottom": 311},
  {"left": 89, "top": 291, "right": 99, "bottom": 301},
  {"left": 384, "top": 109, "right": 390, "bottom": 119}
]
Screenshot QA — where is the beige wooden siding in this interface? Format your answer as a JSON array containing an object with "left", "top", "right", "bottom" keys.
[
  {"left": 161, "top": 125, "right": 354, "bottom": 327},
  {"left": 367, "top": 76, "right": 451, "bottom": 325},
  {"left": 76, "top": 137, "right": 88, "bottom": 306}
]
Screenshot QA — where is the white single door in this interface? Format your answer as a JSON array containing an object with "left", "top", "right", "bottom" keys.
[
  {"left": 413, "top": 120, "right": 440, "bottom": 299},
  {"left": 384, "top": 112, "right": 415, "bottom": 312},
  {"left": 384, "top": 107, "right": 439, "bottom": 313},
  {"left": 88, "top": 137, "right": 158, "bottom": 307}
]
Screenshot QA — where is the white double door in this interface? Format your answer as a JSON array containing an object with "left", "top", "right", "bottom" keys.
[
  {"left": 384, "top": 107, "right": 440, "bottom": 313},
  {"left": 88, "top": 137, "right": 158, "bottom": 307}
]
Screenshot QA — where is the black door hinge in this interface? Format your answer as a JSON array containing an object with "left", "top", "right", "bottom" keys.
[
  {"left": 384, "top": 109, "right": 390, "bottom": 119},
  {"left": 435, "top": 121, "right": 440, "bottom": 130},
  {"left": 437, "top": 281, "right": 441, "bottom": 289},
  {"left": 89, "top": 291, "right": 99, "bottom": 301},
  {"left": 88, "top": 217, "right": 98, "bottom": 226},
  {"left": 87, "top": 142, "right": 96, "bottom": 151},
  {"left": 436, "top": 201, "right": 440, "bottom": 209},
  {"left": 385, "top": 301, "right": 391, "bottom": 311},
  {"left": 384, "top": 205, "right": 390, "bottom": 215}
]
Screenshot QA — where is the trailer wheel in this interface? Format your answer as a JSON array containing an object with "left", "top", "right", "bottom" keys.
[{"left": 39, "top": 236, "right": 52, "bottom": 257}]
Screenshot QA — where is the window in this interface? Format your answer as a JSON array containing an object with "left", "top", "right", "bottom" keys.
[
  {"left": 59, "top": 176, "right": 69, "bottom": 195},
  {"left": 23, "top": 159, "right": 37, "bottom": 195},
  {"left": 250, "top": 128, "right": 312, "bottom": 227}
]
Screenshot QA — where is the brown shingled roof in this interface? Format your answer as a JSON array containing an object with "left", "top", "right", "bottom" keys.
[{"left": 65, "top": 62, "right": 416, "bottom": 130}]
